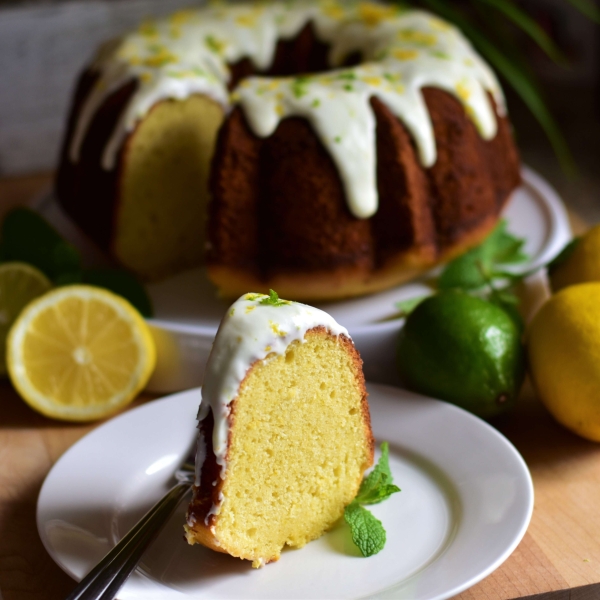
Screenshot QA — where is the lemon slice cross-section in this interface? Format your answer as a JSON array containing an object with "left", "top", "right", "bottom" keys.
[
  {"left": 0, "top": 262, "right": 52, "bottom": 375},
  {"left": 7, "top": 285, "right": 156, "bottom": 421}
]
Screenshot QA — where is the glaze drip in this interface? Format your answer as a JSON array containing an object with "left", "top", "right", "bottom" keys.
[
  {"left": 70, "top": 0, "right": 504, "bottom": 219},
  {"left": 197, "top": 292, "right": 349, "bottom": 482}
]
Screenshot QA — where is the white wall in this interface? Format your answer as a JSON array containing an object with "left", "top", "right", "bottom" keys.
[{"left": 0, "top": 0, "right": 199, "bottom": 176}]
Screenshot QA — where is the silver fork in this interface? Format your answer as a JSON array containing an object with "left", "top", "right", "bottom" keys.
[{"left": 65, "top": 452, "right": 196, "bottom": 600}]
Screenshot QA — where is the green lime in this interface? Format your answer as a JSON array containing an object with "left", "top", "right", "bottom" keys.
[
  {"left": 397, "top": 290, "right": 525, "bottom": 418},
  {"left": 0, "top": 262, "right": 52, "bottom": 374}
]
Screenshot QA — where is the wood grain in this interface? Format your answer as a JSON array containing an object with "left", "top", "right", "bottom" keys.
[
  {"left": 0, "top": 380, "right": 155, "bottom": 600},
  {"left": 0, "top": 173, "right": 53, "bottom": 217},
  {"left": 1, "top": 173, "right": 599, "bottom": 600},
  {"left": 454, "top": 385, "right": 600, "bottom": 599}
]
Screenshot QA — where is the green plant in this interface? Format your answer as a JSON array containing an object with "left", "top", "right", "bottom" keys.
[{"left": 398, "top": 0, "right": 600, "bottom": 173}]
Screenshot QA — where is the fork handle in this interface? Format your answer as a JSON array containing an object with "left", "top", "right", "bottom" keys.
[{"left": 65, "top": 482, "right": 191, "bottom": 600}]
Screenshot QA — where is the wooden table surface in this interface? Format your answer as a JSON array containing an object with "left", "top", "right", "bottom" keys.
[{"left": 1, "top": 174, "right": 600, "bottom": 600}]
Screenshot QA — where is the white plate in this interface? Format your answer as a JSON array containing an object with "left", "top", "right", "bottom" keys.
[
  {"left": 37, "top": 383, "right": 533, "bottom": 600},
  {"left": 35, "top": 166, "right": 571, "bottom": 391}
]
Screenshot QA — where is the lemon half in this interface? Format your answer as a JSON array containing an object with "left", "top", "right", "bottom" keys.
[
  {"left": 7, "top": 285, "right": 156, "bottom": 421},
  {"left": 0, "top": 262, "right": 52, "bottom": 374}
]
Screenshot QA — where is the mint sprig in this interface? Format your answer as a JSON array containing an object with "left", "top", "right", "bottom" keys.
[
  {"left": 390, "top": 221, "right": 530, "bottom": 326},
  {"left": 344, "top": 502, "right": 386, "bottom": 557},
  {"left": 259, "top": 289, "right": 289, "bottom": 307},
  {"left": 438, "top": 220, "right": 528, "bottom": 292},
  {"left": 432, "top": 220, "right": 529, "bottom": 328},
  {"left": 344, "top": 442, "right": 400, "bottom": 557},
  {"left": 355, "top": 441, "right": 398, "bottom": 504}
]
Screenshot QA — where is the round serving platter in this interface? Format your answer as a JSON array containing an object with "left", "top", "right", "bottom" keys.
[{"left": 35, "top": 166, "right": 571, "bottom": 392}]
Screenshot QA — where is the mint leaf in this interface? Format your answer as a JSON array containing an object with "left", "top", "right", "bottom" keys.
[
  {"left": 356, "top": 442, "right": 399, "bottom": 505},
  {"left": 491, "top": 237, "right": 527, "bottom": 266},
  {"left": 438, "top": 251, "right": 487, "bottom": 290},
  {"left": 344, "top": 502, "right": 386, "bottom": 557},
  {"left": 438, "top": 220, "right": 528, "bottom": 291},
  {"left": 356, "top": 482, "right": 401, "bottom": 505},
  {"left": 259, "top": 289, "right": 288, "bottom": 307},
  {"left": 344, "top": 442, "right": 400, "bottom": 558},
  {"left": 487, "top": 286, "right": 524, "bottom": 332},
  {"left": 378, "top": 441, "right": 393, "bottom": 481}
]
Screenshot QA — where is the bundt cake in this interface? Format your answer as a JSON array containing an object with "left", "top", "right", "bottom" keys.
[
  {"left": 184, "top": 291, "right": 374, "bottom": 567},
  {"left": 56, "top": 0, "right": 520, "bottom": 299}
]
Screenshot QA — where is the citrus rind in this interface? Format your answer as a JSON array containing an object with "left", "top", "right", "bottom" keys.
[
  {"left": 0, "top": 261, "right": 52, "bottom": 375},
  {"left": 7, "top": 285, "right": 156, "bottom": 421}
]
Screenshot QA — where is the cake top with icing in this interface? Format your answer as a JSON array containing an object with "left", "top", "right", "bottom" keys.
[
  {"left": 72, "top": 0, "right": 504, "bottom": 219},
  {"left": 198, "top": 291, "right": 348, "bottom": 472}
]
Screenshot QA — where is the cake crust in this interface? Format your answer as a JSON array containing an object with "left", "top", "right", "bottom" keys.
[
  {"left": 56, "top": 2, "right": 521, "bottom": 295},
  {"left": 206, "top": 210, "right": 502, "bottom": 301},
  {"left": 207, "top": 90, "right": 519, "bottom": 301}
]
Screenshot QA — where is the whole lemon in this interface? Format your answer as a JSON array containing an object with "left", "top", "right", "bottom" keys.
[
  {"left": 397, "top": 291, "right": 525, "bottom": 418},
  {"left": 549, "top": 224, "right": 600, "bottom": 292},
  {"left": 528, "top": 282, "right": 600, "bottom": 441}
]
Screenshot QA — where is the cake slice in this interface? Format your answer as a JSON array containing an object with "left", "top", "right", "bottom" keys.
[{"left": 185, "top": 292, "right": 374, "bottom": 567}]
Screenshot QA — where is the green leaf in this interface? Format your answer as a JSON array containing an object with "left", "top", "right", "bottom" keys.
[
  {"left": 437, "top": 220, "right": 528, "bottom": 331},
  {"left": 82, "top": 269, "right": 154, "bottom": 318},
  {"left": 420, "top": 0, "right": 575, "bottom": 175},
  {"left": 259, "top": 289, "right": 289, "bottom": 307},
  {"left": 487, "top": 286, "right": 525, "bottom": 332},
  {"left": 485, "top": 222, "right": 528, "bottom": 265},
  {"left": 467, "top": 1, "right": 533, "bottom": 71},
  {"left": 564, "top": 0, "right": 600, "bottom": 23},
  {"left": 356, "top": 482, "right": 401, "bottom": 506},
  {"left": 474, "top": 0, "right": 566, "bottom": 64},
  {"left": 344, "top": 502, "right": 386, "bottom": 557},
  {"left": 377, "top": 441, "right": 393, "bottom": 481},
  {"left": 344, "top": 442, "right": 400, "bottom": 558},
  {"left": 438, "top": 220, "right": 528, "bottom": 291},
  {"left": 438, "top": 252, "right": 488, "bottom": 291},
  {"left": 0, "top": 208, "right": 82, "bottom": 282},
  {"left": 356, "top": 442, "right": 400, "bottom": 505}
]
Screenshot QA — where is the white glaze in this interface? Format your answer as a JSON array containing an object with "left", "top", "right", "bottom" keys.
[
  {"left": 195, "top": 292, "right": 348, "bottom": 491},
  {"left": 70, "top": 0, "right": 504, "bottom": 219}
]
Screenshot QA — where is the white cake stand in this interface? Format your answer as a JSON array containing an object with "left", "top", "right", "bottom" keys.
[{"left": 35, "top": 166, "right": 571, "bottom": 392}]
